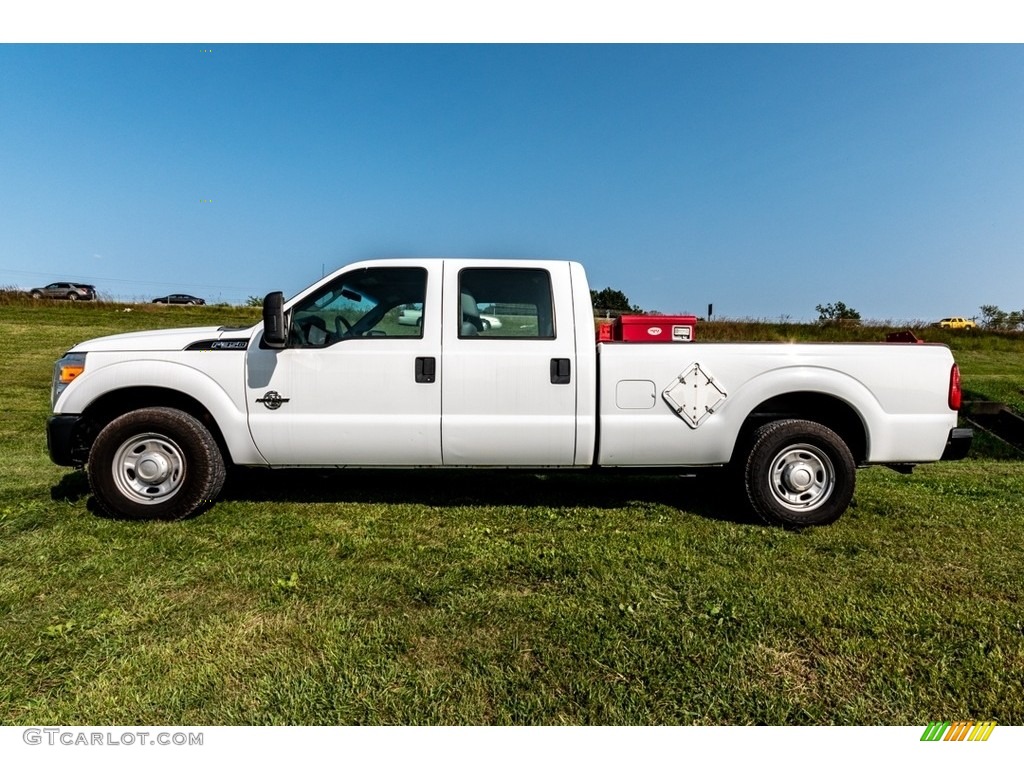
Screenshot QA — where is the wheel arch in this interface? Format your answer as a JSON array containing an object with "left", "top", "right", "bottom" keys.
[
  {"left": 79, "top": 387, "right": 231, "bottom": 463},
  {"left": 732, "top": 390, "right": 868, "bottom": 465}
]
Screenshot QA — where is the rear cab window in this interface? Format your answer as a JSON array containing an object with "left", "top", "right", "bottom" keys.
[{"left": 457, "top": 268, "right": 555, "bottom": 339}]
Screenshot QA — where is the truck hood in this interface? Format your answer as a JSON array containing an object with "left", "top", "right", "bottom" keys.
[{"left": 70, "top": 325, "right": 255, "bottom": 353}]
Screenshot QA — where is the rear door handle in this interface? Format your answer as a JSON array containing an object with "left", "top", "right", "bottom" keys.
[
  {"left": 415, "top": 357, "right": 436, "bottom": 383},
  {"left": 550, "top": 358, "right": 571, "bottom": 385}
]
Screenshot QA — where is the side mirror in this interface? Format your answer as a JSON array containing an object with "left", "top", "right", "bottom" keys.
[{"left": 262, "top": 291, "right": 287, "bottom": 348}]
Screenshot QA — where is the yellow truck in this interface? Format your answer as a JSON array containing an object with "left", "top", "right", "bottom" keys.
[{"left": 934, "top": 316, "right": 977, "bottom": 329}]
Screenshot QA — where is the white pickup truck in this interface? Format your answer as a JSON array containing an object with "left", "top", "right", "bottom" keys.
[{"left": 47, "top": 258, "right": 972, "bottom": 527}]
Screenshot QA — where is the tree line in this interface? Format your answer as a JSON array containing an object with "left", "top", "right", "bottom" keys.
[{"left": 978, "top": 305, "right": 1024, "bottom": 331}]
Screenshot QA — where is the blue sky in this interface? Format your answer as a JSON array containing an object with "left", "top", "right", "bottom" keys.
[{"left": 1, "top": 43, "right": 1022, "bottom": 320}]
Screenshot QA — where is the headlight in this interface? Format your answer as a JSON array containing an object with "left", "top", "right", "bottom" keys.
[{"left": 52, "top": 352, "right": 87, "bottom": 410}]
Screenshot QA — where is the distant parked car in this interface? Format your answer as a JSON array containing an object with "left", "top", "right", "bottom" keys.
[
  {"left": 397, "top": 306, "right": 425, "bottom": 327},
  {"left": 153, "top": 294, "right": 206, "bottom": 305},
  {"left": 397, "top": 306, "right": 503, "bottom": 330},
  {"left": 479, "top": 314, "right": 502, "bottom": 331},
  {"left": 29, "top": 282, "right": 97, "bottom": 301},
  {"left": 934, "top": 316, "right": 976, "bottom": 329}
]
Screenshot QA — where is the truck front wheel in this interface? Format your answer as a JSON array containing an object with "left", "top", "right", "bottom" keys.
[
  {"left": 87, "top": 407, "right": 226, "bottom": 520},
  {"left": 744, "top": 419, "right": 856, "bottom": 527}
]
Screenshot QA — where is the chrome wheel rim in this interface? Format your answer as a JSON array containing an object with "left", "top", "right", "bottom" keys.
[
  {"left": 769, "top": 443, "right": 835, "bottom": 512},
  {"left": 111, "top": 433, "right": 186, "bottom": 504}
]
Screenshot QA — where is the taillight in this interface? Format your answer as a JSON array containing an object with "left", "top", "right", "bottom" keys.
[{"left": 948, "top": 363, "right": 962, "bottom": 411}]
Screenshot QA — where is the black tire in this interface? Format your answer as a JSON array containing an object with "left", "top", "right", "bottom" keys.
[
  {"left": 30, "top": 291, "right": 42, "bottom": 299},
  {"left": 67, "top": 292, "right": 79, "bottom": 301},
  {"left": 481, "top": 319, "right": 491, "bottom": 331},
  {"left": 743, "top": 419, "right": 856, "bottom": 527},
  {"left": 87, "top": 407, "right": 226, "bottom": 520}
]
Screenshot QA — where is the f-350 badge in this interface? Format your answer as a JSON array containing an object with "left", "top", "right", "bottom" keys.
[{"left": 256, "top": 391, "right": 290, "bottom": 410}]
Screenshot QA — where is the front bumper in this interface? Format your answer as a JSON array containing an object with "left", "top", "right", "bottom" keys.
[
  {"left": 47, "top": 414, "right": 87, "bottom": 466},
  {"left": 940, "top": 427, "right": 973, "bottom": 461}
]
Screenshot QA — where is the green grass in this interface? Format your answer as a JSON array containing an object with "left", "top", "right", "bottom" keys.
[{"left": 1, "top": 301, "right": 1022, "bottom": 724}]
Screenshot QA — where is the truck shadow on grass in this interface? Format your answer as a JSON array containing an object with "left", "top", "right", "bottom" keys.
[
  {"left": 50, "top": 467, "right": 758, "bottom": 525},
  {"left": 219, "top": 467, "right": 758, "bottom": 526},
  {"left": 50, "top": 470, "right": 90, "bottom": 503}
]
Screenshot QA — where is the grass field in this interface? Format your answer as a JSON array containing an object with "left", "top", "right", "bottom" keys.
[{"left": 1, "top": 300, "right": 1022, "bottom": 725}]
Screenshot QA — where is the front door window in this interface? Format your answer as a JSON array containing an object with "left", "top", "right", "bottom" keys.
[{"left": 289, "top": 266, "right": 427, "bottom": 347}]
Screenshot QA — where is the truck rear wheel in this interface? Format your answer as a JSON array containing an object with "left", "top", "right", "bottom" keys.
[
  {"left": 87, "top": 407, "right": 226, "bottom": 520},
  {"left": 744, "top": 419, "right": 855, "bottom": 527}
]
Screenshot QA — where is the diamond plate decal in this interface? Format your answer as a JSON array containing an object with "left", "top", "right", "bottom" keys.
[{"left": 662, "top": 363, "right": 728, "bottom": 429}]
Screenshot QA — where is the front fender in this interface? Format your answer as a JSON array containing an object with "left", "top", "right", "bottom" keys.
[{"left": 55, "top": 358, "right": 265, "bottom": 466}]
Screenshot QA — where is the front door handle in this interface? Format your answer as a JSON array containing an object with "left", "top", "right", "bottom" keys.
[
  {"left": 550, "top": 358, "right": 571, "bottom": 385},
  {"left": 415, "top": 356, "right": 436, "bottom": 384}
]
